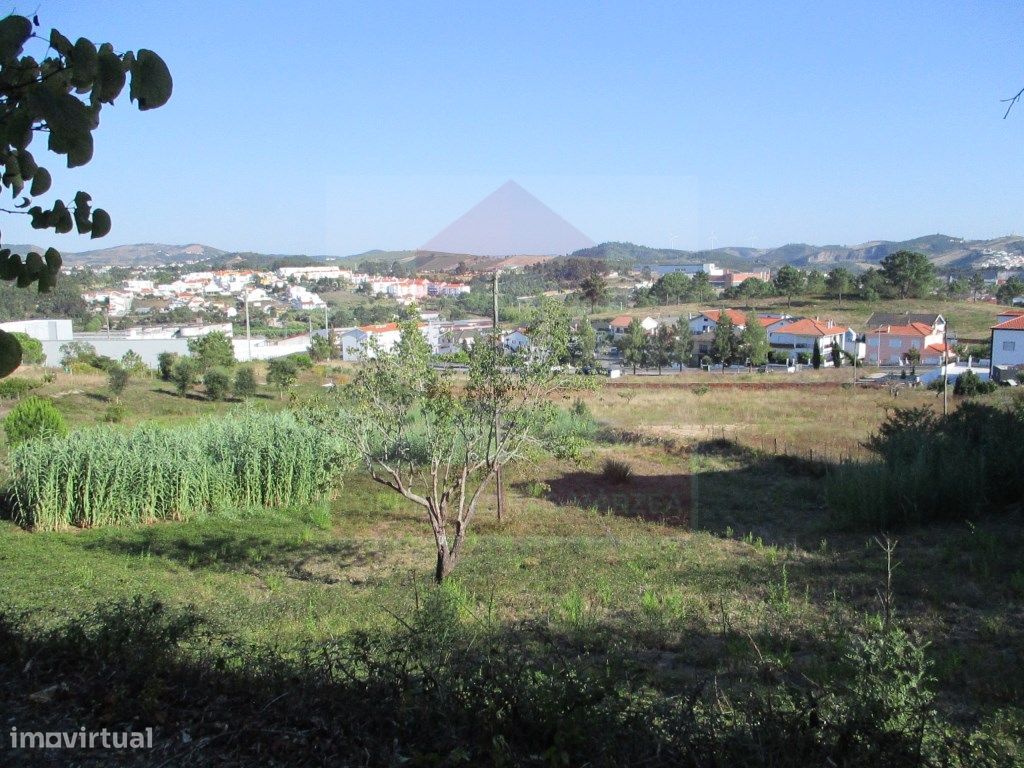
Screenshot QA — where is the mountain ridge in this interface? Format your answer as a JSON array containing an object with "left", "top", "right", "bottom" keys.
[{"left": 2, "top": 232, "right": 1021, "bottom": 271}]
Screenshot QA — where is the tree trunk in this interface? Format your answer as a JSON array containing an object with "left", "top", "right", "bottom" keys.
[{"left": 434, "top": 547, "right": 456, "bottom": 582}]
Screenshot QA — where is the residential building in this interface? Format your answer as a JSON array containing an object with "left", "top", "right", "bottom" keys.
[
  {"left": 866, "top": 312, "right": 945, "bottom": 335},
  {"left": 864, "top": 323, "right": 949, "bottom": 365},
  {"left": 608, "top": 315, "right": 659, "bottom": 337},
  {"left": 768, "top": 318, "right": 852, "bottom": 362},
  {"left": 340, "top": 322, "right": 439, "bottom": 361},
  {"left": 688, "top": 309, "right": 747, "bottom": 334},
  {"left": 990, "top": 315, "right": 1024, "bottom": 376}
]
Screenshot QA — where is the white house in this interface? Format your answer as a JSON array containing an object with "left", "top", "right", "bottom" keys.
[
  {"left": 688, "top": 309, "right": 747, "bottom": 334},
  {"left": 865, "top": 322, "right": 949, "bottom": 366},
  {"left": 768, "top": 318, "right": 852, "bottom": 362},
  {"left": 990, "top": 315, "right": 1024, "bottom": 375},
  {"left": 501, "top": 329, "right": 531, "bottom": 351},
  {"left": 340, "top": 322, "right": 439, "bottom": 361},
  {"left": 608, "top": 315, "right": 659, "bottom": 337}
]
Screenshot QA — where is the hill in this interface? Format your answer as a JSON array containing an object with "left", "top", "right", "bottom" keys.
[{"left": 572, "top": 233, "right": 1024, "bottom": 272}]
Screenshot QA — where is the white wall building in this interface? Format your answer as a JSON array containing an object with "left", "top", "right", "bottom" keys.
[{"left": 990, "top": 315, "right": 1024, "bottom": 374}]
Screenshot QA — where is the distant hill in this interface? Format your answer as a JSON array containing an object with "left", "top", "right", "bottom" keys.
[
  {"left": 572, "top": 234, "right": 1024, "bottom": 272},
  {"left": 3, "top": 232, "right": 1020, "bottom": 272}
]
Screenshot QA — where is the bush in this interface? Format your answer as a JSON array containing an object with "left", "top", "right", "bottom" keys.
[
  {"left": 0, "top": 377, "right": 39, "bottom": 399},
  {"left": 602, "top": 458, "right": 633, "bottom": 484},
  {"left": 107, "top": 363, "right": 129, "bottom": 396},
  {"left": 170, "top": 357, "right": 198, "bottom": 396},
  {"left": 233, "top": 366, "right": 258, "bottom": 398},
  {"left": 157, "top": 351, "right": 179, "bottom": 382},
  {"left": 954, "top": 369, "right": 997, "bottom": 396},
  {"left": 291, "top": 353, "right": 314, "bottom": 370},
  {"left": 103, "top": 402, "right": 127, "bottom": 423},
  {"left": 9, "top": 410, "right": 352, "bottom": 530},
  {"left": 3, "top": 396, "right": 67, "bottom": 447},
  {"left": 203, "top": 367, "right": 232, "bottom": 401},
  {"left": 827, "top": 402, "right": 1024, "bottom": 528},
  {"left": 11, "top": 332, "right": 44, "bottom": 365}
]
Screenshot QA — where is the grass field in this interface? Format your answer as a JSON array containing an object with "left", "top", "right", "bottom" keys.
[{"left": 0, "top": 361, "right": 1021, "bottom": 763}]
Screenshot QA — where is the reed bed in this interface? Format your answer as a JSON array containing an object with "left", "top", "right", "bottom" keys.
[{"left": 8, "top": 410, "right": 349, "bottom": 531}]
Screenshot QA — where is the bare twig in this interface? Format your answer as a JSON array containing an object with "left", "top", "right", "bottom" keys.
[{"left": 1002, "top": 86, "right": 1024, "bottom": 119}]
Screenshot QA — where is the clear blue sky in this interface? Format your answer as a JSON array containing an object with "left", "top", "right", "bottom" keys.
[{"left": 5, "top": 0, "right": 1023, "bottom": 255}]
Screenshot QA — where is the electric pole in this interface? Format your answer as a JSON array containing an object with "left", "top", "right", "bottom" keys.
[
  {"left": 493, "top": 270, "right": 505, "bottom": 523},
  {"left": 942, "top": 325, "right": 949, "bottom": 416},
  {"left": 244, "top": 287, "right": 252, "bottom": 362}
]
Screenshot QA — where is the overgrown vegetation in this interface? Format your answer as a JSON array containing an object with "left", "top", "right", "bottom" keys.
[
  {"left": 7, "top": 410, "right": 350, "bottom": 530},
  {"left": 827, "top": 402, "right": 1024, "bottom": 529}
]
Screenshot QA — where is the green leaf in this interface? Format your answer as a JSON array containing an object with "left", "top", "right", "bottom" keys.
[
  {"left": 32, "top": 89, "right": 95, "bottom": 167},
  {"left": 95, "top": 44, "right": 126, "bottom": 103},
  {"left": 43, "top": 247, "right": 62, "bottom": 272},
  {"left": 29, "top": 167, "right": 51, "bottom": 196},
  {"left": 6, "top": 108, "right": 33, "bottom": 150},
  {"left": 73, "top": 190, "right": 92, "bottom": 234},
  {"left": 51, "top": 200, "right": 73, "bottom": 234},
  {"left": 0, "top": 330, "right": 24, "bottom": 378},
  {"left": 130, "top": 49, "right": 173, "bottom": 110},
  {"left": 49, "top": 28, "right": 73, "bottom": 57},
  {"left": 17, "top": 149, "right": 38, "bottom": 179},
  {"left": 70, "top": 37, "right": 98, "bottom": 90},
  {"left": 90, "top": 208, "right": 111, "bottom": 238},
  {"left": 0, "top": 16, "right": 32, "bottom": 62},
  {"left": 0, "top": 251, "right": 18, "bottom": 280},
  {"left": 36, "top": 269, "right": 56, "bottom": 293},
  {"left": 24, "top": 251, "right": 45, "bottom": 278}
]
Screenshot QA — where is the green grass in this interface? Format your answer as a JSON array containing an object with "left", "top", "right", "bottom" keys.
[{"left": 0, "top": 355, "right": 1021, "bottom": 758}]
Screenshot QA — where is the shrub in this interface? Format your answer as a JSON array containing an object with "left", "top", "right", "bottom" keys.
[
  {"left": 954, "top": 369, "right": 997, "bottom": 396},
  {"left": 107, "top": 363, "right": 130, "bottom": 396},
  {"left": 203, "top": 367, "right": 232, "bottom": 401},
  {"left": 0, "top": 377, "right": 39, "bottom": 399},
  {"left": 11, "top": 332, "right": 44, "bottom": 365},
  {"left": 3, "top": 396, "right": 67, "bottom": 447},
  {"left": 827, "top": 402, "right": 1024, "bottom": 528},
  {"left": 291, "top": 353, "right": 314, "bottom": 370},
  {"left": 157, "top": 351, "right": 179, "bottom": 381},
  {"left": 9, "top": 410, "right": 352, "bottom": 530},
  {"left": 267, "top": 357, "right": 298, "bottom": 393},
  {"left": 187, "top": 331, "right": 235, "bottom": 371},
  {"left": 170, "top": 357, "right": 198, "bottom": 396},
  {"left": 120, "top": 350, "right": 147, "bottom": 376},
  {"left": 693, "top": 384, "right": 710, "bottom": 396},
  {"left": 233, "top": 366, "right": 258, "bottom": 398},
  {"left": 103, "top": 402, "right": 127, "bottom": 423},
  {"left": 602, "top": 458, "right": 633, "bottom": 484}
]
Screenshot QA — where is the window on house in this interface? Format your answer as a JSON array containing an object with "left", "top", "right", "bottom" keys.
[
  {"left": 889, "top": 339, "right": 901, "bottom": 348},
  {"left": 1003, "top": 340, "right": 1016, "bottom": 352}
]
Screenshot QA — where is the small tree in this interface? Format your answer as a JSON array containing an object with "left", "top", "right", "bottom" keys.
[
  {"left": 310, "top": 334, "right": 333, "bottom": 362},
  {"left": 619, "top": 318, "right": 646, "bottom": 374},
  {"left": 774, "top": 265, "right": 805, "bottom": 308},
  {"left": 579, "top": 274, "right": 609, "bottom": 312},
  {"left": 187, "top": 331, "right": 235, "bottom": 371},
  {"left": 203, "top": 367, "right": 231, "bottom": 401},
  {"left": 337, "top": 307, "right": 577, "bottom": 582},
  {"left": 880, "top": 251, "right": 936, "bottom": 299},
  {"left": 826, "top": 267, "right": 854, "bottom": 308},
  {"left": 670, "top": 320, "right": 694, "bottom": 369},
  {"left": 119, "top": 349, "right": 146, "bottom": 376},
  {"left": 905, "top": 346, "right": 921, "bottom": 375},
  {"left": 157, "top": 351, "right": 178, "bottom": 382},
  {"left": 170, "top": 357, "right": 197, "bottom": 397},
  {"left": 712, "top": 312, "right": 737, "bottom": 365},
  {"left": 812, "top": 339, "right": 823, "bottom": 370},
  {"left": 740, "top": 315, "right": 770, "bottom": 365},
  {"left": 233, "top": 366, "right": 257, "bottom": 398},
  {"left": 645, "top": 325, "right": 672, "bottom": 374},
  {"left": 3, "top": 396, "right": 66, "bottom": 446},
  {"left": 107, "top": 363, "right": 129, "bottom": 397},
  {"left": 830, "top": 340, "right": 842, "bottom": 368},
  {"left": 267, "top": 357, "right": 298, "bottom": 396}
]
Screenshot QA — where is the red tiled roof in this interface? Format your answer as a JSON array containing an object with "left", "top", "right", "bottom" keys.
[
  {"left": 359, "top": 323, "right": 400, "bottom": 333},
  {"left": 757, "top": 316, "right": 783, "bottom": 327},
  {"left": 925, "top": 343, "right": 952, "bottom": 353},
  {"left": 702, "top": 309, "right": 748, "bottom": 326},
  {"left": 774, "top": 318, "right": 847, "bottom": 337},
  {"left": 609, "top": 315, "right": 633, "bottom": 327},
  {"left": 868, "top": 322, "right": 933, "bottom": 336},
  {"left": 992, "top": 316, "right": 1024, "bottom": 331},
  {"left": 998, "top": 308, "right": 1024, "bottom": 317}
]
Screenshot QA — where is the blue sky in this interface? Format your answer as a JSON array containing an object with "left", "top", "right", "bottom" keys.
[{"left": 5, "top": 0, "right": 1023, "bottom": 255}]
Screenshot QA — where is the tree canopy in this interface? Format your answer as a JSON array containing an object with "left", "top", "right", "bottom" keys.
[{"left": 880, "top": 251, "right": 936, "bottom": 299}]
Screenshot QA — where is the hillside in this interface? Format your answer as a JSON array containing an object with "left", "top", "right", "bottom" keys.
[{"left": 573, "top": 234, "right": 1024, "bottom": 272}]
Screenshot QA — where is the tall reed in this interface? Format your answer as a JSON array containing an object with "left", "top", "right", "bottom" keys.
[{"left": 8, "top": 410, "right": 349, "bottom": 530}]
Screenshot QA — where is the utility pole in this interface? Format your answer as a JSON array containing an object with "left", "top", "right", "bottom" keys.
[
  {"left": 492, "top": 270, "right": 506, "bottom": 523},
  {"left": 243, "top": 287, "right": 252, "bottom": 362},
  {"left": 942, "top": 325, "right": 949, "bottom": 416}
]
